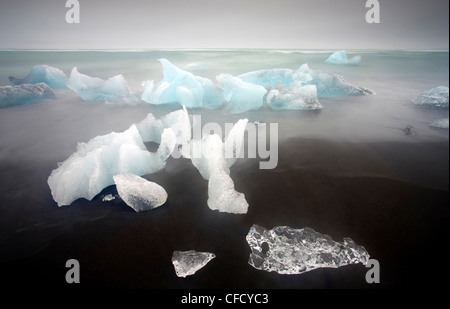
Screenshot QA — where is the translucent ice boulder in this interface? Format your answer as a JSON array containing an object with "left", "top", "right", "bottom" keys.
[
  {"left": 68, "top": 67, "right": 134, "bottom": 102},
  {"left": 47, "top": 125, "right": 176, "bottom": 206},
  {"left": 325, "top": 50, "right": 361, "bottom": 65},
  {"left": 239, "top": 63, "right": 374, "bottom": 98},
  {"left": 172, "top": 250, "right": 216, "bottom": 278},
  {"left": 266, "top": 83, "right": 322, "bottom": 110},
  {"left": 246, "top": 224, "right": 370, "bottom": 275},
  {"left": 216, "top": 73, "right": 267, "bottom": 114},
  {"left": 0, "top": 83, "right": 55, "bottom": 107},
  {"left": 412, "top": 86, "right": 449, "bottom": 109},
  {"left": 239, "top": 66, "right": 312, "bottom": 88},
  {"left": 298, "top": 63, "right": 374, "bottom": 97},
  {"left": 189, "top": 119, "right": 249, "bottom": 214},
  {"left": 9, "top": 65, "right": 68, "bottom": 89},
  {"left": 113, "top": 173, "right": 168, "bottom": 212},
  {"left": 141, "top": 58, "right": 222, "bottom": 109},
  {"left": 429, "top": 118, "right": 449, "bottom": 129}
]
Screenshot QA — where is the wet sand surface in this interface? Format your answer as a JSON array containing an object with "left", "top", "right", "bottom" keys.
[{"left": 0, "top": 138, "right": 448, "bottom": 289}]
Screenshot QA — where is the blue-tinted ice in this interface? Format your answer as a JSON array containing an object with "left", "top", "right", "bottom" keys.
[
  {"left": 141, "top": 58, "right": 222, "bottom": 109},
  {"left": 9, "top": 65, "right": 68, "bottom": 89},
  {"left": 216, "top": 73, "right": 267, "bottom": 114},
  {"left": 239, "top": 63, "right": 374, "bottom": 98},
  {"left": 0, "top": 83, "right": 55, "bottom": 107},
  {"left": 68, "top": 67, "right": 134, "bottom": 102},
  {"left": 325, "top": 50, "right": 361, "bottom": 65}
]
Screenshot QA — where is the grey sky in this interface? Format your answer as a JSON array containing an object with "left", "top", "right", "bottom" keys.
[{"left": 0, "top": 0, "right": 448, "bottom": 50}]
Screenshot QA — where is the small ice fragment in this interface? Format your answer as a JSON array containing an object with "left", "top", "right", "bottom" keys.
[
  {"left": 0, "top": 83, "right": 55, "bottom": 107},
  {"left": 113, "top": 173, "right": 168, "bottom": 212},
  {"left": 412, "top": 86, "right": 449, "bottom": 109},
  {"left": 325, "top": 50, "right": 361, "bottom": 65},
  {"left": 429, "top": 118, "right": 449, "bottom": 129},
  {"left": 102, "top": 194, "right": 116, "bottom": 202},
  {"left": 172, "top": 250, "right": 216, "bottom": 278},
  {"left": 68, "top": 67, "right": 133, "bottom": 102},
  {"left": 9, "top": 65, "right": 68, "bottom": 89},
  {"left": 246, "top": 224, "right": 370, "bottom": 275}
]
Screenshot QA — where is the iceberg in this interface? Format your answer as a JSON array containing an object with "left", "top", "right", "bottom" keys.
[
  {"left": 246, "top": 224, "right": 370, "bottom": 275},
  {"left": 216, "top": 73, "right": 267, "bottom": 114},
  {"left": 239, "top": 67, "right": 312, "bottom": 88},
  {"left": 412, "top": 86, "right": 449, "bottom": 109},
  {"left": 68, "top": 67, "right": 134, "bottom": 102},
  {"left": 325, "top": 50, "right": 361, "bottom": 65},
  {"left": 429, "top": 118, "right": 449, "bottom": 129},
  {"left": 113, "top": 173, "right": 168, "bottom": 212},
  {"left": 266, "top": 83, "right": 322, "bottom": 110},
  {"left": 47, "top": 125, "right": 176, "bottom": 207},
  {"left": 141, "top": 58, "right": 222, "bottom": 109},
  {"left": 239, "top": 63, "right": 374, "bottom": 98},
  {"left": 9, "top": 65, "right": 68, "bottom": 89},
  {"left": 0, "top": 83, "right": 55, "bottom": 107},
  {"left": 189, "top": 119, "right": 249, "bottom": 214},
  {"left": 172, "top": 250, "right": 216, "bottom": 278}
]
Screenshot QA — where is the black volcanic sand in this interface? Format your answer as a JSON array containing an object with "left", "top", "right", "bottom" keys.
[{"left": 0, "top": 138, "right": 448, "bottom": 289}]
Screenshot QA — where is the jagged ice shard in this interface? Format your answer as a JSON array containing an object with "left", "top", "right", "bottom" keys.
[
  {"left": 68, "top": 67, "right": 135, "bottom": 102},
  {"left": 172, "top": 250, "right": 216, "bottom": 278},
  {"left": 0, "top": 83, "right": 55, "bottom": 107},
  {"left": 47, "top": 125, "right": 176, "bottom": 207},
  {"left": 216, "top": 73, "right": 267, "bottom": 114},
  {"left": 246, "top": 224, "right": 370, "bottom": 275},
  {"left": 412, "top": 86, "right": 449, "bottom": 109},
  {"left": 325, "top": 50, "right": 361, "bottom": 65},
  {"left": 189, "top": 119, "right": 249, "bottom": 214},
  {"left": 113, "top": 173, "right": 168, "bottom": 212},
  {"left": 9, "top": 65, "right": 69, "bottom": 89},
  {"left": 141, "top": 58, "right": 222, "bottom": 109}
]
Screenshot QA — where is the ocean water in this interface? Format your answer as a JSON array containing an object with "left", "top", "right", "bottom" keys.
[{"left": 0, "top": 50, "right": 448, "bottom": 289}]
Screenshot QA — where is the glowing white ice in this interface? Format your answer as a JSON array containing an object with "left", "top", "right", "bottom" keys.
[
  {"left": 68, "top": 67, "right": 133, "bottom": 102},
  {"left": 189, "top": 119, "right": 249, "bottom": 214},
  {"left": 47, "top": 125, "right": 176, "bottom": 207}
]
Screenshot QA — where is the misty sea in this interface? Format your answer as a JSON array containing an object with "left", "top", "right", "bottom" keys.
[{"left": 0, "top": 49, "right": 448, "bottom": 289}]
